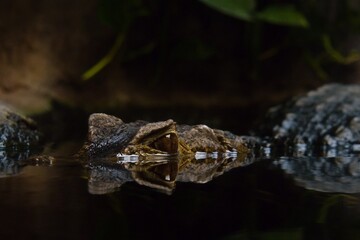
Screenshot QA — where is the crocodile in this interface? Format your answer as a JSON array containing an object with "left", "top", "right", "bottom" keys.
[
  {"left": 82, "top": 84, "right": 360, "bottom": 160},
  {"left": 81, "top": 83, "right": 360, "bottom": 194},
  {"left": 76, "top": 108, "right": 261, "bottom": 194},
  {"left": 80, "top": 113, "right": 254, "bottom": 160},
  {"left": 79, "top": 112, "right": 259, "bottom": 194},
  {"left": 259, "top": 83, "right": 360, "bottom": 156}
]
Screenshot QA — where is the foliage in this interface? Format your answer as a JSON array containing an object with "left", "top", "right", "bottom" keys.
[
  {"left": 97, "top": 0, "right": 148, "bottom": 32},
  {"left": 82, "top": 0, "right": 360, "bottom": 82},
  {"left": 82, "top": 34, "right": 125, "bottom": 81},
  {"left": 256, "top": 5, "right": 308, "bottom": 27},
  {"left": 200, "top": 0, "right": 308, "bottom": 28},
  {"left": 322, "top": 35, "right": 360, "bottom": 64},
  {"left": 199, "top": 0, "right": 255, "bottom": 21},
  {"left": 82, "top": 0, "right": 148, "bottom": 81}
]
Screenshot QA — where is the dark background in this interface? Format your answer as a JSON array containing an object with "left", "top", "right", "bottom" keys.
[
  {"left": 0, "top": 0, "right": 359, "bottom": 134},
  {"left": 0, "top": 2, "right": 360, "bottom": 239}
]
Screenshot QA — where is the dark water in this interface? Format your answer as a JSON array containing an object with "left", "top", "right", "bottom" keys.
[
  {"left": 2, "top": 151, "right": 360, "bottom": 240},
  {"left": 1, "top": 109, "right": 360, "bottom": 240}
]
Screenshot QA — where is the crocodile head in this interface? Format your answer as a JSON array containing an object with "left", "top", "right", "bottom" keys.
[{"left": 82, "top": 113, "right": 178, "bottom": 158}]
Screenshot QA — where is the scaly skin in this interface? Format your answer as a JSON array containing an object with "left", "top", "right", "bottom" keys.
[
  {"left": 81, "top": 113, "right": 254, "bottom": 159},
  {"left": 259, "top": 84, "right": 360, "bottom": 154}
]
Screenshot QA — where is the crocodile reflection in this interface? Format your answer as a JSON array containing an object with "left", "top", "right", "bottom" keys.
[
  {"left": 88, "top": 157, "right": 178, "bottom": 195},
  {"left": 87, "top": 152, "right": 256, "bottom": 195}
]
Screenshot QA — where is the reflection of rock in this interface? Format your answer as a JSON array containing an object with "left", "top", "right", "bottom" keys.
[
  {"left": 0, "top": 149, "right": 30, "bottom": 177},
  {"left": 275, "top": 156, "right": 360, "bottom": 193}
]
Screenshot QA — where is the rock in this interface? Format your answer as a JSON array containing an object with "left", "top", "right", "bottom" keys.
[
  {"left": 0, "top": 105, "right": 40, "bottom": 176},
  {"left": 0, "top": 105, "right": 40, "bottom": 148}
]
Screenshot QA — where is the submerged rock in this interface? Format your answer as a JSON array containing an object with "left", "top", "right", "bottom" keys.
[
  {"left": 0, "top": 105, "right": 40, "bottom": 148},
  {"left": 0, "top": 105, "right": 40, "bottom": 176}
]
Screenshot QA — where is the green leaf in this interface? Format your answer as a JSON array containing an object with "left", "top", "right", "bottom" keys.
[
  {"left": 323, "top": 35, "right": 360, "bottom": 64},
  {"left": 256, "top": 5, "right": 309, "bottom": 28},
  {"left": 82, "top": 34, "right": 125, "bottom": 81},
  {"left": 199, "top": 0, "right": 256, "bottom": 21}
]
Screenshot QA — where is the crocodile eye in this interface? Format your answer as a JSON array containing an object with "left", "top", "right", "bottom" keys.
[{"left": 151, "top": 133, "right": 178, "bottom": 153}]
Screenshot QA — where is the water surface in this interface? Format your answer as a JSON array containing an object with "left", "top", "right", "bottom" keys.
[
  {"left": 1, "top": 108, "right": 360, "bottom": 240},
  {"left": 2, "top": 145, "right": 360, "bottom": 240}
]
